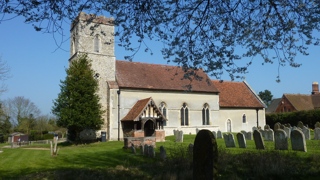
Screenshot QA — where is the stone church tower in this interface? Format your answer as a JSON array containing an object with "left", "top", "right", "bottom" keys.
[{"left": 69, "top": 12, "right": 115, "bottom": 135}]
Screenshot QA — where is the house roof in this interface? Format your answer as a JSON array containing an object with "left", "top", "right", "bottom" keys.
[
  {"left": 266, "top": 98, "right": 281, "bottom": 113},
  {"left": 212, "top": 80, "right": 265, "bottom": 108},
  {"left": 121, "top": 97, "right": 166, "bottom": 121},
  {"left": 116, "top": 60, "right": 219, "bottom": 93},
  {"left": 283, "top": 94, "right": 314, "bottom": 111}
]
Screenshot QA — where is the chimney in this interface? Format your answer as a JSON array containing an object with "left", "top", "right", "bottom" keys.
[{"left": 312, "top": 82, "right": 319, "bottom": 94}]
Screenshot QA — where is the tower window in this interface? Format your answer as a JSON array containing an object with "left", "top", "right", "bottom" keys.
[{"left": 94, "top": 35, "right": 100, "bottom": 53}]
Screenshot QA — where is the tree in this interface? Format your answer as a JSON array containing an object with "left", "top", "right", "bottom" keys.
[
  {"left": 52, "top": 55, "right": 104, "bottom": 142},
  {"left": 0, "top": 104, "right": 11, "bottom": 135},
  {"left": 1, "top": 1, "right": 320, "bottom": 81},
  {"left": 0, "top": 56, "right": 11, "bottom": 94},
  {"left": 258, "top": 90, "right": 273, "bottom": 107},
  {"left": 2, "top": 96, "right": 41, "bottom": 127}
]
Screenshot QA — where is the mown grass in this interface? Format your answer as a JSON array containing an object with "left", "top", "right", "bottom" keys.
[{"left": 1, "top": 134, "right": 320, "bottom": 179}]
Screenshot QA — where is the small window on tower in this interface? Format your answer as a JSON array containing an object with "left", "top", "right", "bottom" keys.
[{"left": 94, "top": 35, "right": 100, "bottom": 53}]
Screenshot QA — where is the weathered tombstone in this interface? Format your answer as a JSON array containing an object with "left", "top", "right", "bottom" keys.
[
  {"left": 236, "top": 132, "right": 246, "bottom": 148},
  {"left": 193, "top": 129, "right": 218, "bottom": 180},
  {"left": 264, "top": 124, "right": 270, "bottom": 130},
  {"left": 274, "top": 122, "right": 281, "bottom": 131},
  {"left": 283, "top": 127, "right": 291, "bottom": 139},
  {"left": 265, "top": 129, "right": 274, "bottom": 141},
  {"left": 302, "top": 126, "right": 310, "bottom": 140},
  {"left": 159, "top": 146, "right": 166, "bottom": 160},
  {"left": 252, "top": 126, "right": 258, "bottom": 132},
  {"left": 297, "top": 121, "right": 304, "bottom": 129},
  {"left": 175, "top": 130, "right": 184, "bottom": 142},
  {"left": 291, "top": 129, "right": 307, "bottom": 152},
  {"left": 212, "top": 131, "right": 217, "bottom": 139},
  {"left": 144, "top": 144, "right": 149, "bottom": 156},
  {"left": 315, "top": 122, "right": 320, "bottom": 129},
  {"left": 314, "top": 128, "right": 320, "bottom": 140},
  {"left": 131, "top": 145, "right": 136, "bottom": 154},
  {"left": 253, "top": 130, "right": 265, "bottom": 150},
  {"left": 274, "top": 129, "right": 288, "bottom": 150},
  {"left": 217, "top": 130, "right": 223, "bottom": 139},
  {"left": 245, "top": 131, "right": 253, "bottom": 140},
  {"left": 140, "top": 144, "right": 144, "bottom": 155},
  {"left": 148, "top": 145, "right": 155, "bottom": 158},
  {"left": 223, "top": 133, "right": 236, "bottom": 148},
  {"left": 259, "top": 130, "right": 266, "bottom": 140}
]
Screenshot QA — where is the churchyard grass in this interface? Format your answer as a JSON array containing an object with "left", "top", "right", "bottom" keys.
[{"left": 1, "top": 134, "right": 320, "bottom": 179}]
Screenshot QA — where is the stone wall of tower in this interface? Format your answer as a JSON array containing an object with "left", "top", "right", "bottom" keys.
[{"left": 69, "top": 12, "right": 115, "bottom": 138}]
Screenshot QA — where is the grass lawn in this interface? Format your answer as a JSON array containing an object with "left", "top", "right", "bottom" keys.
[{"left": 1, "top": 134, "right": 320, "bottom": 179}]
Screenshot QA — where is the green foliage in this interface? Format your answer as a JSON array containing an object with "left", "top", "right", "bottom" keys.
[
  {"left": 258, "top": 89, "right": 273, "bottom": 106},
  {"left": 266, "top": 109, "right": 320, "bottom": 128},
  {"left": 52, "top": 55, "right": 104, "bottom": 142}
]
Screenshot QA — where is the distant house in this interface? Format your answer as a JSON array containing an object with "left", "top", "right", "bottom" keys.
[
  {"left": 8, "top": 132, "right": 28, "bottom": 143},
  {"left": 268, "top": 82, "right": 320, "bottom": 113}
]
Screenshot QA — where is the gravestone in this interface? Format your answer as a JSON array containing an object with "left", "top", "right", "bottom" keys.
[
  {"left": 315, "top": 122, "right": 320, "bottom": 128},
  {"left": 274, "top": 129, "right": 288, "bottom": 150},
  {"left": 297, "top": 121, "right": 304, "bottom": 129},
  {"left": 274, "top": 122, "right": 281, "bottom": 131},
  {"left": 264, "top": 124, "right": 270, "bottom": 130},
  {"left": 193, "top": 129, "right": 218, "bottom": 180},
  {"left": 196, "top": 128, "right": 199, "bottom": 134},
  {"left": 140, "top": 144, "right": 144, "bottom": 155},
  {"left": 291, "top": 129, "right": 307, "bottom": 152},
  {"left": 302, "top": 126, "right": 310, "bottom": 140},
  {"left": 217, "top": 130, "right": 223, "bottom": 139},
  {"left": 148, "top": 145, "right": 155, "bottom": 158},
  {"left": 223, "top": 133, "right": 236, "bottom": 148},
  {"left": 144, "top": 144, "right": 149, "bottom": 156},
  {"left": 236, "top": 132, "right": 246, "bottom": 148},
  {"left": 159, "top": 146, "right": 166, "bottom": 160},
  {"left": 175, "top": 130, "right": 184, "bottom": 142},
  {"left": 245, "top": 131, "right": 252, "bottom": 140},
  {"left": 212, "top": 131, "right": 217, "bottom": 139},
  {"left": 259, "top": 130, "right": 266, "bottom": 140},
  {"left": 131, "top": 145, "right": 136, "bottom": 154},
  {"left": 253, "top": 130, "right": 265, "bottom": 150},
  {"left": 188, "top": 143, "right": 194, "bottom": 158},
  {"left": 314, "top": 128, "right": 320, "bottom": 140},
  {"left": 264, "top": 129, "right": 274, "bottom": 141},
  {"left": 283, "top": 127, "right": 291, "bottom": 139},
  {"left": 252, "top": 126, "right": 258, "bottom": 132}
]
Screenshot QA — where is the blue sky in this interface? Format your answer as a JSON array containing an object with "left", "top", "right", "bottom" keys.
[{"left": 0, "top": 16, "right": 320, "bottom": 116}]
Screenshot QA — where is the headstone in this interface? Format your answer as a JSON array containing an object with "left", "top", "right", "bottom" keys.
[
  {"left": 193, "top": 129, "right": 218, "bottom": 180},
  {"left": 314, "top": 128, "right": 320, "bottom": 140},
  {"left": 144, "top": 144, "right": 149, "bottom": 156},
  {"left": 175, "top": 130, "right": 184, "bottom": 142},
  {"left": 264, "top": 129, "right": 274, "bottom": 141},
  {"left": 223, "top": 133, "right": 236, "bottom": 148},
  {"left": 244, "top": 131, "right": 252, "bottom": 140},
  {"left": 236, "top": 133, "right": 246, "bottom": 148},
  {"left": 315, "top": 122, "right": 320, "bottom": 128},
  {"left": 274, "top": 122, "right": 281, "bottom": 131},
  {"left": 253, "top": 130, "right": 265, "bottom": 150},
  {"left": 297, "top": 121, "right": 304, "bottom": 129},
  {"left": 283, "top": 127, "right": 291, "bottom": 139},
  {"left": 291, "top": 129, "right": 307, "bottom": 152},
  {"left": 259, "top": 130, "right": 266, "bottom": 140},
  {"left": 274, "top": 129, "right": 288, "bottom": 150},
  {"left": 264, "top": 124, "right": 270, "bottom": 130},
  {"left": 212, "top": 131, "right": 217, "bottom": 139},
  {"left": 302, "top": 126, "right": 310, "bottom": 140},
  {"left": 217, "top": 130, "right": 223, "bottom": 139},
  {"left": 148, "top": 145, "right": 155, "bottom": 158},
  {"left": 252, "top": 126, "right": 258, "bottom": 132},
  {"left": 131, "top": 145, "right": 136, "bottom": 154},
  {"left": 159, "top": 146, "right": 166, "bottom": 160},
  {"left": 188, "top": 143, "right": 194, "bottom": 158},
  {"left": 196, "top": 128, "right": 199, "bottom": 134}
]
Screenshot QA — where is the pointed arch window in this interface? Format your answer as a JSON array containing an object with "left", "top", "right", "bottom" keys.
[
  {"left": 159, "top": 102, "right": 167, "bottom": 126},
  {"left": 202, "top": 103, "right": 210, "bottom": 125},
  {"left": 94, "top": 35, "right": 100, "bottom": 53},
  {"left": 242, "top": 114, "right": 246, "bottom": 123},
  {"left": 180, "top": 103, "right": 189, "bottom": 126}
]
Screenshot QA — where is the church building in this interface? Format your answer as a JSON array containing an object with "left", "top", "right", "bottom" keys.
[{"left": 69, "top": 12, "right": 266, "bottom": 141}]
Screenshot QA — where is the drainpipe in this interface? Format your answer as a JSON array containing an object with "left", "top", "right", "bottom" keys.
[
  {"left": 256, "top": 109, "right": 259, "bottom": 128},
  {"left": 117, "top": 89, "right": 121, "bottom": 141}
]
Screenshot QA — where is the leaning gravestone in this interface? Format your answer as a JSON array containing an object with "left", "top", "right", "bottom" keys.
[
  {"left": 283, "top": 127, "right": 291, "bottom": 139},
  {"left": 159, "top": 146, "right": 166, "bottom": 160},
  {"left": 302, "top": 126, "right": 310, "bottom": 140},
  {"left": 314, "top": 128, "right": 320, "bottom": 140},
  {"left": 264, "top": 129, "right": 274, "bottom": 141},
  {"left": 253, "top": 130, "right": 265, "bottom": 150},
  {"left": 223, "top": 133, "right": 236, "bottom": 148},
  {"left": 274, "top": 129, "right": 288, "bottom": 150},
  {"left": 291, "top": 129, "right": 307, "bottom": 152},
  {"left": 217, "top": 130, "right": 223, "bottom": 139},
  {"left": 193, "top": 129, "right": 218, "bottom": 180},
  {"left": 236, "top": 132, "right": 246, "bottom": 148}
]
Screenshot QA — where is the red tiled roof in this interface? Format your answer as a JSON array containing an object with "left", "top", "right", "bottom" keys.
[
  {"left": 283, "top": 94, "right": 314, "bottom": 111},
  {"left": 116, "top": 60, "right": 219, "bottom": 93},
  {"left": 212, "top": 80, "right": 265, "bottom": 108},
  {"left": 121, "top": 97, "right": 151, "bottom": 121}
]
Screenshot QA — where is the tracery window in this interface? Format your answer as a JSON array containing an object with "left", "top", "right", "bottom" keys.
[
  {"left": 180, "top": 103, "right": 189, "bottom": 126},
  {"left": 159, "top": 102, "right": 167, "bottom": 126},
  {"left": 202, "top": 103, "right": 210, "bottom": 125}
]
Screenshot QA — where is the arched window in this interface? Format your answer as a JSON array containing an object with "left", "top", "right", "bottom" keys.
[
  {"left": 202, "top": 103, "right": 210, "bottom": 125},
  {"left": 180, "top": 103, "right": 189, "bottom": 126},
  {"left": 94, "top": 35, "right": 100, "bottom": 53},
  {"left": 159, "top": 102, "right": 167, "bottom": 126},
  {"left": 242, "top": 114, "right": 246, "bottom": 123},
  {"left": 227, "top": 119, "right": 232, "bottom": 132}
]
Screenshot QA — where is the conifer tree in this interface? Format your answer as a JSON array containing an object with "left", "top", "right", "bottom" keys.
[{"left": 52, "top": 55, "right": 104, "bottom": 142}]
